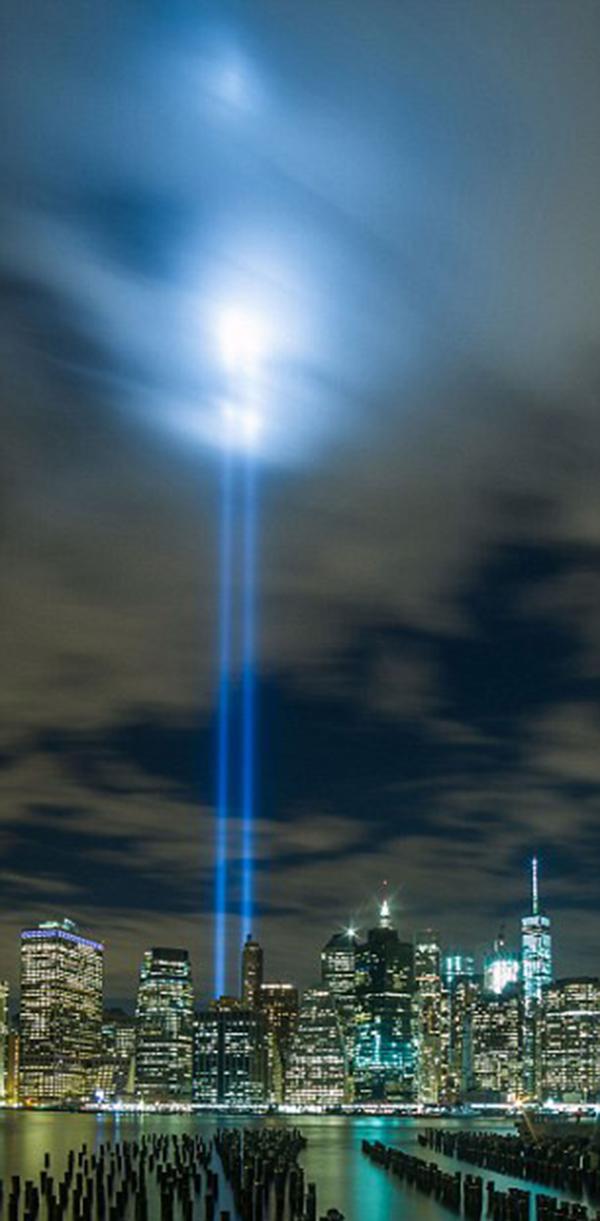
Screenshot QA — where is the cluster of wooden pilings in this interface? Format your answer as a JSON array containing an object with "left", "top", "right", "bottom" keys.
[
  {"left": 213, "top": 1129, "right": 341, "bottom": 1221},
  {"left": 419, "top": 1129, "right": 600, "bottom": 1200},
  {"left": 362, "top": 1138, "right": 600, "bottom": 1221},
  {"left": 2, "top": 1134, "right": 221, "bottom": 1221}
]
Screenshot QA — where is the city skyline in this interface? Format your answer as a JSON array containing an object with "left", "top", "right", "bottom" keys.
[{"left": 6, "top": 869, "right": 599, "bottom": 1109}]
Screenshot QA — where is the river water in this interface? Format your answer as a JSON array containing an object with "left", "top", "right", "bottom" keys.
[{"left": 0, "top": 1112, "right": 579, "bottom": 1221}]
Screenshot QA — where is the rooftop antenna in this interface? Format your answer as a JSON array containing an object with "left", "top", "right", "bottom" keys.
[{"left": 531, "top": 855, "right": 539, "bottom": 917}]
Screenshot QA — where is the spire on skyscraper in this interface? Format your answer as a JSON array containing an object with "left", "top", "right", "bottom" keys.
[
  {"left": 379, "top": 880, "right": 392, "bottom": 929},
  {"left": 531, "top": 855, "right": 539, "bottom": 916}
]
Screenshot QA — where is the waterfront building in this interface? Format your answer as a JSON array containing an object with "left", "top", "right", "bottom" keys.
[
  {"left": 321, "top": 929, "right": 359, "bottom": 1065},
  {"left": 468, "top": 989, "right": 522, "bottom": 1101},
  {"left": 96, "top": 1009, "right": 135, "bottom": 1100},
  {"left": 483, "top": 930, "right": 520, "bottom": 996},
  {"left": 414, "top": 930, "right": 444, "bottom": 1104},
  {"left": 446, "top": 975, "right": 481, "bottom": 1102},
  {"left": 286, "top": 987, "right": 346, "bottom": 1107},
  {"left": 259, "top": 982, "right": 299, "bottom": 1103},
  {"left": 353, "top": 895, "right": 415, "bottom": 1102},
  {"left": 0, "top": 982, "right": 8, "bottom": 1102},
  {"left": 193, "top": 999, "right": 266, "bottom": 1106},
  {"left": 540, "top": 978, "right": 600, "bottom": 1102},
  {"left": 193, "top": 1010, "right": 220, "bottom": 1105},
  {"left": 241, "top": 934, "right": 264, "bottom": 1009},
  {"left": 6, "top": 1028, "right": 20, "bottom": 1105},
  {"left": 19, "top": 918, "right": 103, "bottom": 1103},
  {"left": 134, "top": 947, "right": 194, "bottom": 1102},
  {"left": 521, "top": 857, "right": 552, "bottom": 1098}
]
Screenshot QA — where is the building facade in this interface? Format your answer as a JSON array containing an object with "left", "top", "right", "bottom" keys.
[
  {"left": 193, "top": 1000, "right": 266, "bottom": 1106},
  {"left": 540, "top": 978, "right": 600, "bottom": 1102},
  {"left": 19, "top": 918, "right": 103, "bottom": 1103},
  {"left": 96, "top": 1009, "right": 136, "bottom": 1100},
  {"left": 468, "top": 990, "right": 522, "bottom": 1101},
  {"left": 259, "top": 982, "right": 299, "bottom": 1103},
  {"left": 286, "top": 987, "right": 346, "bottom": 1107},
  {"left": 354, "top": 898, "right": 415, "bottom": 1102},
  {"left": 134, "top": 948, "right": 194, "bottom": 1102},
  {"left": 414, "top": 929, "right": 444, "bottom": 1105}
]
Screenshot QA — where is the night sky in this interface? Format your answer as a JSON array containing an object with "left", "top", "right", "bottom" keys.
[{"left": 2, "top": 1, "right": 600, "bottom": 1006}]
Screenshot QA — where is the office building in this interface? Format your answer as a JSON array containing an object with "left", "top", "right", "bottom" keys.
[
  {"left": 96, "top": 1009, "right": 135, "bottom": 1100},
  {"left": 540, "top": 978, "right": 600, "bottom": 1103},
  {"left": 0, "top": 982, "right": 8, "bottom": 1102},
  {"left": 414, "top": 930, "right": 444, "bottom": 1104},
  {"left": 134, "top": 947, "right": 194, "bottom": 1102},
  {"left": 469, "top": 990, "right": 522, "bottom": 1101},
  {"left": 353, "top": 894, "right": 415, "bottom": 1102},
  {"left": 286, "top": 987, "right": 346, "bottom": 1107},
  {"left": 20, "top": 918, "right": 103, "bottom": 1103},
  {"left": 259, "top": 982, "right": 299, "bottom": 1103},
  {"left": 193, "top": 999, "right": 266, "bottom": 1106},
  {"left": 443, "top": 953, "right": 475, "bottom": 991}
]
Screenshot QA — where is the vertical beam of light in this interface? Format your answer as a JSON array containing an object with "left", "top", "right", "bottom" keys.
[
  {"left": 241, "top": 448, "right": 257, "bottom": 941},
  {"left": 214, "top": 442, "right": 234, "bottom": 998}
]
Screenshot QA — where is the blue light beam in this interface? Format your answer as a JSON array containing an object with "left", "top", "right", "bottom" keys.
[
  {"left": 241, "top": 449, "right": 258, "bottom": 941},
  {"left": 214, "top": 442, "right": 234, "bottom": 997}
]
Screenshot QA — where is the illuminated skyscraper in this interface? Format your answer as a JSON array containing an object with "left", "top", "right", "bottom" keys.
[
  {"left": 483, "top": 929, "right": 520, "bottom": 996},
  {"left": 193, "top": 998, "right": 266, "bottom": 1106},
  {"left": 20, "top": 918, "right": 103, "bottom": 1103},
  {"left": 286, "top": 987, "right": 347, "bottom": 1107},
  {"left": 521, "top": 857, "right": 552, "bottom": 1097},
  {"left": 0, "top": 982, "right": 8, "bottom": 1102},
  {"left": 321, "top": 930, "right": 359, "bottom": 1064},
  {"left": 241, "top": 934, "right": 263, "bottom": 1008},
  {"left": 134, "top": 948, "right": 194, "bottom": 1102},
  {"left": 259, "top": 982, "right": 299, "bottom": 1103},
  {"left": 540, "top": 978, "right": 600, "bottom": 1103},
  {"left": 414, "top": 930, "right": 443, "bottom": 1104},
  {"left": 354, "top": 894, "right": 415, "bottom": 1102},
  {"left": 468, "top": 990, "right": 522, "bottom": 1102},
  {"left": 96, "top": 1009, "right": 135, "bottom": 1100}
]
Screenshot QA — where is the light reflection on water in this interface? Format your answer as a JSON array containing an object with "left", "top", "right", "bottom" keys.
[{"left": 0, "top": 1112, "right": 576, "bottom": 1221}]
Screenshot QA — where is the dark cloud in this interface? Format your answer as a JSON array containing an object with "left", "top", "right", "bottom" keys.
[{"left": 1, "top": 0, "right": 600, "bottom": 1003}]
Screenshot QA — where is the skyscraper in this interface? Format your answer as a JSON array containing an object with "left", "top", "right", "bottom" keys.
[
  {"left": 321, "top": 929, "right": 359, "bottom": 1064},
  {"left": 286, "top": 987, "right": 347, "bottom": 1108},
  {"left": 354, "top": 894, "right": 415, "bottom": 1102},
  {"left": 468, "top": 990, "right": 522, "bottom": 1102},
  {"left": 96, "top": 1009, "right": 136, "bottom": 1101},
  {"left": 259, "top": 982, "right": 299, "bottom": 1103},
  {"left": 521, "top": 857, "right": 552, "bottom": 1097},
  {"left": 241, "top": 934, "right": 264, "bottom": 1008},
  {"left": 540, "top": 978, "right": 600, "bottom": 1103},
  {"left": 134, "top": 948, "right": 194, "bottom": 1102},
  {"left": 193, "top": 999, "right": 266, "bottom": 1107},
  {"left": 414, "top": 929, "right": 444, "bottom": 1104},
  {"left": 443, "top": 953, "right": 475, "bottom": 991},
  {"left": 20, "top": 918, "right": 103, "bottom": 1103},
  {"left": 0, "top": 981, "right": 8, "bottom": 1103}
]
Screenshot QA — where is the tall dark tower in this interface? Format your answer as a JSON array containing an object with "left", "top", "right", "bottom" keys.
[
  {"left": 241, "top": 934, "right": 264, "bottom": 1008},
  {"left": 354, "top": 888, "right": 415, "bottom": 1102}
]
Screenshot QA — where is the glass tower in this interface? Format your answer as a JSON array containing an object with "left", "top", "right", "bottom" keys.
[
  {"left": 20, "top": 918, "right": 103, "bottom": 1103},
  {"left": 134, "top": 947, "right": 194, "bottom": 1102}
]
